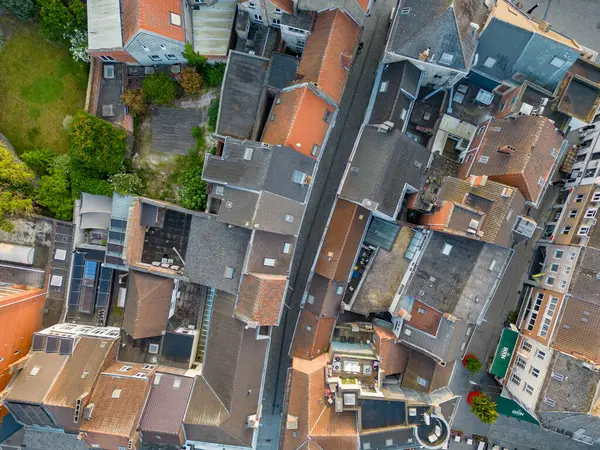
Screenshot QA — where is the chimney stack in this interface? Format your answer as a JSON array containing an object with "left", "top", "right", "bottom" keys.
[
  {"left": 419, "top": 47, "right": 431, "bottom": 61},
  {"left": 497, "top": 145, "right": 516, "bottom": 154},
  {"left": 470, "top": 22, "right": 480, "bottom": 37},
  {"left": 538, "top": 20, "right": 551, "bottom": 32}
]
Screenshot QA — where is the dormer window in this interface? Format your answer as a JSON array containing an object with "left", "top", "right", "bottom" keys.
[
  {"left": 439, "top": 53, "right": 454, "bottom": 65},
  {"left": 292, "top": 170, "right": 306, "bottom": 184}
]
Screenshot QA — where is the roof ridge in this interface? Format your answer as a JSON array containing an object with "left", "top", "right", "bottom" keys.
[
  {"left": 318, "top": 9, "right": 341, "bottom": 81},
  {"left": 135, "top": 272, "right": 172, "bottom": 300},
  {"left": 201, "top": 375, "right": 231, "bottom": 419},
  {"left": 286, "top": 87, "right": 307, "bottom": 145},
  {"left": 449, "top": 5, "right": 470, "bottom": 69}
]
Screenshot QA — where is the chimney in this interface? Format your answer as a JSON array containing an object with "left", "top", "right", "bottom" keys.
[
  {"left": 469, "top": 175, "right": 488, "bottom": 187},
  {"left": 397, "top": 308, "right": 412, "bottom": 321},
  {"left": 538, "top": 20, "right": 551, "bottom": 32},
  {"left": 419, "top": 47, "right": 431, "bottom": 61},
  {"left": 497, "top": 145, "right": 516, "bottom": 154}
]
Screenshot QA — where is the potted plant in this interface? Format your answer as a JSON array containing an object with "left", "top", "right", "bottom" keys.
[
  {"left": 470, "top": 392, "right": 498, "bottom": 424},
  {"left": 463, "top": 354, "right": 483, "bottom": 375}
]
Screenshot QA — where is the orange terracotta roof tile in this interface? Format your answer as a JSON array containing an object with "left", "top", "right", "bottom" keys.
[
  {"left": 121, "top": 0, "right": 184, "bottom": 45},
  {"left": 291, "top": 311, "right": 335, "bottom": 360},
  {"left": 296, "top": 8, "right": 360, "bottom": 104},
  {"left": 262, "top": 85, "right": 334, "bottom": 159},
  {"left": 235, "top": 273, "right": 287, "bottom": 326},
  {"left": 270, "top": 0, "right": 293, "bottom": 14},
  {"left": 407, "top": 300, "right": 443, "bottom": 336},
  {"left": 374, "top": 326, "right": 410, "bottom": 376},
  {"left": 355, "top": 0, "right": 370, "bottom": 12}
]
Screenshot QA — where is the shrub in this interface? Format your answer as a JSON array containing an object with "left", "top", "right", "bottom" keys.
[
  {"left": 109, "top": 173, "right": 145, "bottom": 196},
  {"left": 203, "top": 63, "right": 226, "bottom": 87},
  {"left": 69, "top": 110, "right": 126, "bottom": 178},
  {"left": 470, "top": 393, "right": 498, "bottom": 424},
  {"left": 0, "top": 143, "right": 34, "bottom": 231},
  {"left": 179, "top": 68, "right": 203, "bottom": 95},
  {"left": 21, "top": 148, "right": 56, "bottom": 175},
  {"left": 182, "top": 43, "right": 207, "bottom": 72},
  {"left": 121, "top": 89, "right": 147, "bottom": 117},
  {"left": 0, "top": 0, "right": 39, "bottom": 20},
  {"left": 36, "top": 163, "right": 73, "bottom": 220},
  {"left": 38, "top": 0, "right": 85, "bottom": 42},
  {"left": 142, "top": 73, "right": 177, "bottom": 105},
  {"left": 207, "top": 99, "right": 219, "bottom": 132},
  {"left": 506, "top": 310, "right": 518, "bottom": 325},
  {"left": 191, "top": 126, "right": 205, "bottom": 152},
  {"left": 177, "top": 152, "right": 207, "bottom": 211},
  {"left": 464, "top": 355, "right": 482, "bottom": 375}
]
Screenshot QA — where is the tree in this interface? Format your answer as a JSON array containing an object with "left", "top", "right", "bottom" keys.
[
  {"left": 142, "top": 73, "right": 178, "bottom": 105},
  {"left": 203, "top": 63, "right": 226, "bottom": 87},
  {"left": 0, "top": 0, "right": 39, "bottom": 20},
  {"left": 36, "top": 166, "right": 73, "bottom": 220},
  {"left": 177, "top": 153, "right": 207, "bottom": 210},
  {"left": 0, "top": 191, "right": 33, "bottom": 232},
  {"left": 69, "top": 111, "right": 126, "bottom": 177},
  {"left": 21, "top": 148, "right": 56, "bottom": 175},
  {"left": 464, "top": 355, "right": 482, "bottom": 375},
  {"left": 182, "top": 43, "right": 207, "bottom": 72},
  {"left": 38, "top": 0, "right": 73, "bottom": 41},
  {"left": 470, "top": 393, "right": 498, "bottom": 424},
  {"left": 109, "top": 173, "right": 145, "bottom": 195},
  {"left": 0, "top": 143, "right": 35, "bottom": 231},
  {"left": 121, "top": 89, "right": 147, "bottom": 117},
  {"left": 179, "top": 68, "right": 202, "bottom": 95},
  {"left": 207, "top": 99, "right": 219, "bottom": 132}
]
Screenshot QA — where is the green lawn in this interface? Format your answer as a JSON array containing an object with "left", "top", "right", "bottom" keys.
[{"left": 0, "top": 24, "right": 88, "bottom": 155}]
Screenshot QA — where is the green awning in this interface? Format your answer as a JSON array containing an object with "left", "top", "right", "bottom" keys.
[
  {"left": 490, "top": 328, "right": 519, "bottom": 379},
  {"left": 496, "top": 395, "right": 540, "bottom": 425}
]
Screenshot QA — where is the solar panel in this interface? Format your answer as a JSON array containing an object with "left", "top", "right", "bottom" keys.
[
  {"left": 59, "top": 337, "right": 74, "bottom": 355},
  {"left": 32, "top": 334, "right": 45, "bottom": 351},
  {"left": 46, "top": 336, "right": 60, "bottom": 353}
]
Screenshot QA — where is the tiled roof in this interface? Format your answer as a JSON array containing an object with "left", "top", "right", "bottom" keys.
[
  {"left": 44, "top": 337, "right": 117, "bottom": 408},
  {"left": 374, "top": 326, "right": 410, "bottom": 376},
  {"left": 281, "top": 355, "right": 358, "bottom": 450},
  {"left": 261, "top": 85, "right": 335, "bottom": 159},
  {"left": 268, "top": 52, "right": 300, "bottom": 90},
  {"left": 407, "top": 300, "right": 443, "bottom": 336},
  {"left": 246, "top": 231, "right": 295, "bottom": 276},
  {"left": 304, "top": 273, "right": 346, "bottom": 319},
  {"left": 121, "top": 0, "right": 184, "bottom": 45},
  {"left": 291, "top": 311, "right": 335, "bottom": 360},
  {"left": 296, "top": 8, "right": 360, "bottom": 104},
  {"left": 121, "top": 271, "right": 174, "bottom": 339},
  {"left": 270, "top": 0, "right": 293, "bottom": 14},
  {"left": 553, "top": 297, "right": 600, "bottom": 364},
  {"left": 5, "top": 352, "right": 67, "bottom": 405},
  {"left": 401, "top": 349, "right": 452, "bottom": 393},
  {"left": 467, "top": 115, "right": 565, "bottom": 205},
  {"left": 235, "top": 273, "right": 287, "bottom": 326},
  {"left": 314, "top": 199, "right": 369, "bottom": 281},
  {"left": 80, "top": 364, "right": 151, "bottom": 438}
]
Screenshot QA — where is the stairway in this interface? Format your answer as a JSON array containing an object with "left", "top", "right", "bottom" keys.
[{"left": 196, "top": 287, "right": 216, "bottom": 363}]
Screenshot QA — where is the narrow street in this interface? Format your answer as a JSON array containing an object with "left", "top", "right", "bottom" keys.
[{"left": 256, "top": 0, "right": 396, "bottom": 446}]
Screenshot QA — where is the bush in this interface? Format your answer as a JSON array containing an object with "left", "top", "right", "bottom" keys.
[
  {"left": 21, "top": 148, "right": 56, "bottom": 175},
  {"left": 109, "top": 173, "right": 145, "bottom": 196},
  {"left": 179, "top": 68, "right": 203, "bottom": 95},
  {"left": 191, "top": 126, "right": 205, "bottom": 152},
  {"left": 69, "top": 111, "right": 126, "bottom": 178},
  {"left": 0, "top": 0, "right": 39, "bottom": 20},
  {"left": 36, "top": 163, "right": 73, "bottom": 220},
  {"left": 38, "top": 0, "right": 85, "bottom": 42},
  {"left": 182, "top": 43, "right": 207, "bottom": 72},
  {"left": 177, "top": 152, "right": 207, "bottom": 211},
  {"left": 121, "top": 89, "right": 147, "bottom": 117},
  {"left": 470, "top": 393, "right": 498, "bottom": 424},
  {"left": 506, "top": 310, "right": 518, "bottom": 325},
  {"left": 207, "top": 99, "right": 219, "bottom": 132},
  {"left": 203, "top": 63, "right": 226, "bottom": 87},
  {"left": 464, "top": 355, "right": 482, "bottom": 375},
  {"left": 142, "top": 73, "right": 178, "bottom": 105},
  {"left": 0, "top": 143, "right": 34, "bottom": 231}
]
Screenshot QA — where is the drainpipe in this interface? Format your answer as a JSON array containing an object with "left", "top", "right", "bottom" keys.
[
  {"left": 293, "top": 0, "right": 298, "bottom": 15},
  {"left": 446, "top": 84, "right": 454, "bottom": 115}
]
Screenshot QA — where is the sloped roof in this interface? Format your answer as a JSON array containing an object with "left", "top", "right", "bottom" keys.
[
  {"left": 468, "top": 115, "right": 565, "bottom": 205},
  {"left": 235, "top": 273, "right": 287, "bottom": 326},
  {"left": 261, "top": 85, "right": 336, "bottom": 158},
  {"left": 246, "top": 231, "right": 295, "bottom": 276},
  {"left": 121, "top": 271, "right": 174, "bottom": 339},
  {"left": 291, "top": 311, "right": 335, "bottom": 360},
  {"left": 5, "top": 352, "right": 68, "bottom": 404},
  {"left": 296, "top": 8, "right": 360, "bottom": 104},
  {"left": 374, "top": 325, "right": 410, "bottom": 376},
  {"left": 121, "top": 0, "right": 184, "bottom": 45}
]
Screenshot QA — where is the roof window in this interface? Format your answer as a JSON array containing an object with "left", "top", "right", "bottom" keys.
[
  {"left": 442, "top": 243, "right": 452, "bottom": 256},
  {"left": 30, "top": 366, "right": 41, "bottom": 376},
  {"left": 173, "top": 378, "right": 182, "bottom": 389},
  {"left": 111, "top": 389, "right": 122, "bottom": 399},
  {"left": 293, "top": 170, "right": 306, "bottom": 184},
  {"left": 224, "top": 266, "right": 234, "bottom": 279}
]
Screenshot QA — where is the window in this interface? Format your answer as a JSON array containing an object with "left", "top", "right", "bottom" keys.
[
  {"left": 244, "top": 147, "right": 254, "bottom": 160},
  {"left": 515, "top": 357, "right": 526, "bottom": 370},
  {"left": 248, "top": 1, "right": 255, "bottom": 7},
  {"left": 418, "top": 307, "right": 426, "bottom": 314},
  {"left": 149, "top": 343, "right": 159, "bottom": 354},
  {"left": 550, "top": 56, "right": 565, "bottom": 68},
  {"left": 118, "top": 365, "right": 132, "bottom": 372},
  {"left": 379, "top": 81, "right": 389, "bottom": 93},
  {"left": 524, "top": 383, "right": 534, "bottom": 395},
  {"left": 489, "top": 259, "right": 497, "bottom": 271},
  {"left": 483, "top": 57, "right": 497, "bottom": 68},
  {"left": 225, "top": 200, "right": 234, "bottom": 209},
  {"left": 159, "top": 44, "right": 167, "bottom": 51},
  {"left": 562, "top": 226, "right": 572, "bottom": 235},
  {"left": 293, "top": 170, "right": 306, "bottom": 184},
  {"left": 417, "top": 376, "right": 428, "bottom": 387},
  {"left": 544, "top": 398, "right": 556, "bottom": 407},
  {"left": 224, "top": 266, "right": 234, "bottom": 279},
  {"left": 551, "top": 148, "right": 558, "bottom": 159},
  {"left": 578, "top": 226, "right": 590, "bottom": 235},
  {"left": 560, "top": 279, "right": 567, "bottom": 289},
  {"left": 521, "top": 340, "right": 532, "bottom": 352},
  {"left": 311, "top": 144, "right": 320, "bottom": 157},
  {"left": 336, "top": 286, "right": 344, "bottom": 295},
  {"left": 538, "top": 176, "right": 545, "bottom": 186},
  {"left": 306, "top": 325, "right": 312, "bottom": 331},
  {"left": 585, "top": 209, "right": 597, "bottom": 218},
  {"left": 283, "top": 243, "right": 292, "bottom": 254},
  {"left": 568, "top": 209, "right": 578, "bottom": 218},
  {"left": 118, "top": 447, "right": 127, "bottom": 450},
  {"left": 284, "top": 214, "right": 294, "bottom": 223},
  {"left": 546, "top": 276, "right": 555, "bottom": 286},
  {"left": 307, "top": 294, "right": 315, "bottom": 304},
  {"left": 142, "top": 45, "right": 150, "bottom": 52},
  {"left": 215, "top": 185, "right": 224, "bottom": 195},
  {"left": 576, "top": 194, "right": 585, "bottom": 202},
  {"left": 479, "top": 155, "right": 489, "bottom": 163},
  {"left": 439, "top": 53, "right": 454, "bottom": 65},
  {"left": 531, "top": 367, "right": 540, "bottom": 378},
  {"left": 100, "top": 55, "right": 116, "bottom": 62},
  {"left": 165, "top": 54, "right": 177, "bottom": 60},
  {"left": 549, "top": 263, "right": 559, "bottom": 272},
  {"left": 323, "top": 110, "right": 332, "bottom": 123},
  {"left": 149, "top": 55, "right": 161, "bottom": 61},
  {"left": 442, "top": 243, "right": 453, "bottom": 255},
  {"left": 29, "top": 366, "right": 41, "bottom": 376},
  {"left": 536, "top": 350, "right": 546, "bottom": 360},
  {"left": 400, "top": 6, "right": 411, "bottom": 13},
  {"left": 569, "top": 251, "right": 577, "bottom": 261},
  {"left": 170, "top": 12, "right": 182, "bottom": 26},
  {"left": 554, "top": 250, "right": 564, "bottom": 259},
  {"left": 510, "top": 373, "right": 521, "bottom": 386},
  {"left": 564, "top": 265, "right": 571, "bottom": 275},
  {"left": 263, "top": 258, "right": 276, "bottom": 267},
  {"left": 593, "top": 192, "right": 600, "bottom": 202}
]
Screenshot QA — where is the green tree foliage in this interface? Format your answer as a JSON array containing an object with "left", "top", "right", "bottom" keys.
[
  {"left": 38, "top": 0, "right": 88, "bottom": 61},
  {"left": 21, "top": 148, "right": 56, "bottom": 175},
  {"left": 177, "top": 152, "right": 207, "bottom": 210},
  {"left": 109, "top": 173, "right": 145, "bottom": 196},
  {"left": 142, "top": 73, "right": 178, "bottom": 105},
  {"left": 69, "top": 111, "right": 126, "bottom": 177},
  {"left": 0, "top": 144, "right": 35, "bottom": 231},
  {"left": 179, "top": 68, "right": 203, "bottom": 95},
  {"left": 208, "top": 99, "right": 219, "bottom": 132},
  {"left": 203, "top": 63, "right": 226, "bottom": 87},
  {"left": 36, "top": 158, "right": 73, "bottom": 220},
  {"left": 121, "top": 89, "right": 147, "bottom": 117},
  {"left": 0, "top": 0, "right": 39, "bottom": 20},
  {"left": 182, "top": 43, "right": 207, "bottom": 72},
  {"left": 465, "top": 356, "right": 482, "bottom": 375},
  {"left": 470, "top": 393, "right": 498, "bottom": 424},
  {"left": 191, "top": 126, "right": 205, "bottom": 152}
]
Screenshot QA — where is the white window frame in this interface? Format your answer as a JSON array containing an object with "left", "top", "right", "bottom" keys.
[
  {"left": 537, "top": 350, "right": 546, "bottom": 360},
  {"left": 170, "top": 12, "right": 182, "bottom": 26},
  {"left": 263, "top": 258, "right": 276, "bottom": 267},
  {"left": 515, "top": 356, "right": 526, "bottom": 370},
  {"left": 524, "top": 383, "right": 534, "bottom": 395},
  {"left": 283, "top": 243, "right": 292, "bottom": 254},
  {"left": 510, "top": 373, "right": 521, "bottom": 386},
  {"left": 549, "top": 263, "right": 559, "bottom": 273},
  {"left": 545, "top": 276, "right": 555, "bottom": 286},
  {"left": 578, "top": 226, "right": 590, "bottom": 235},
  {"left": 554, "top": 250, "right": 563, "bottom": 259},
  {"left": 585, "top": 209, "right": 597, "bottom": 218}
]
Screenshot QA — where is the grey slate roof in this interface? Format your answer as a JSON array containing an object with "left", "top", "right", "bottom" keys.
[
  {"left": 568, "top": 247, "right": 600, "bottom": 305},
  {"left": 217, "top": 51, "right": 270, "bottom": 140},
  {"left": 253, "top": 191, "right": 305, "bottom": 236},
  {"left": 246, "top": 230, "right": 295, "bottom": 276},
  {"left": 280, "top": 10, "right": 314, "bottom": 30},
  {"left": 214, "top": 187, "right": 260, "bottom": 229},
  {"left": 184, "top": 214, "right": 251, "bottom": 294},
  {"left": 401, "top": 316, "right": 470, "bottom": 363},
  {"left": 369, "top": 61, "right": 421, "bottom": 126},
  {"left": 386, "top": 0, "right": 485, "bottom": 72},
  {"left": 268, "top": 52, "right": 300, "bottom": 90},
  {"left": 340, "top": 125, "right": 430, "bottom": 218}
]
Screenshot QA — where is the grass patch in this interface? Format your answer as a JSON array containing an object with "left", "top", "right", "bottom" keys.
[{"left": 0, "top": 24, "right": 87, "bottom": 155}]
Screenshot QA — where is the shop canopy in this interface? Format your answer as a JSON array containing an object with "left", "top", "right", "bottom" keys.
[{"left": 490, "top": 328, "right": 519, "bottom": 379}]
